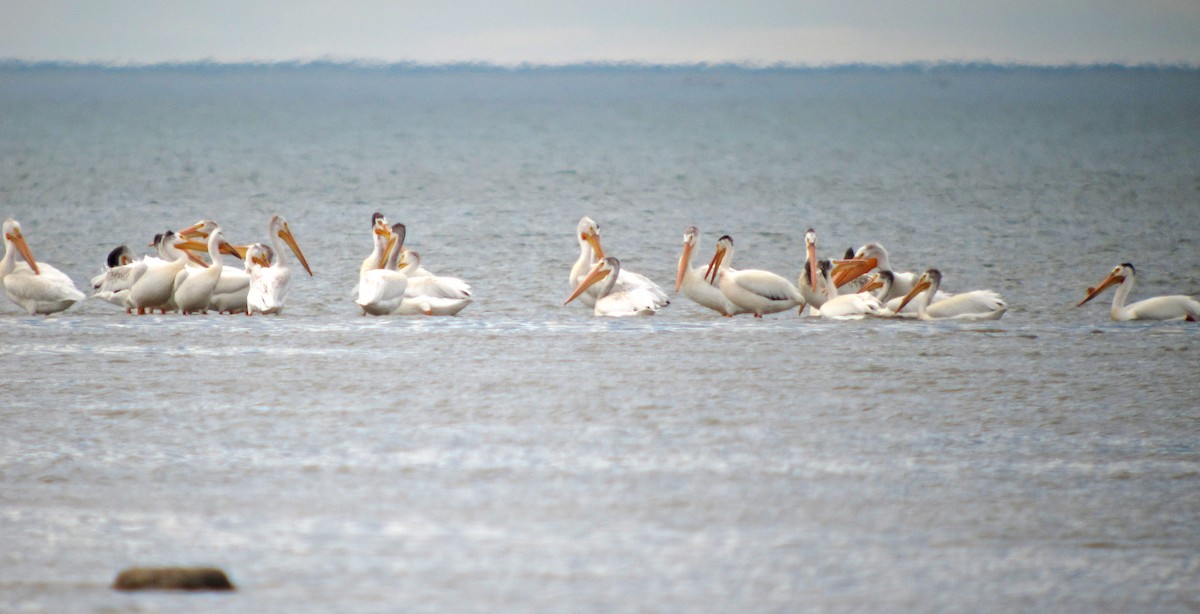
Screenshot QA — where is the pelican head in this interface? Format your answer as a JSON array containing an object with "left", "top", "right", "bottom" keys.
[
  {"left": 897, "top": 268, "right": 941, "bottom": 312},
  {"left": 577, "top": 217, "right": 604, "bottom": 260},
  {"left": 675, "top": 225, "right": 699, "bottom": 291},
  {"left": 704, "top": 235, "right": 734, "bottom": 285},
  {"left": 178, "top": 219, "right": 218, "bottom": 239},
  {"left": 832, "top": 241, "right": 885, "bottom": 288},
  {"left": 565, "top": 256, "right": 618, "bottom": 305},
  {"left": 858, "top": 270, "right": 893, "bottom": 295},
  {"left": 105, "top": 245, "right": 136, "bottom": 268},
  {"left": 270, "top": 214, "right": 313, "bottom": 276},
  {"left": 3, "top": 219, "right": 39, "bottom": 275},
  {"left": 246, "top": 243, "right": 274, "bottom": 269},
  {"left": 1077, "top": 263, "right": 1134, "bottom": 307}
]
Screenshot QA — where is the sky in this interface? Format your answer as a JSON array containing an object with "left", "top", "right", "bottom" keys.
[{"left": 2, "top": 0, "right": 1198, "bottom": 66}]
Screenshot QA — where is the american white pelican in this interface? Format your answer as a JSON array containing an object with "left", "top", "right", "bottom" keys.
[
  {"left": 809, "top": 260, "right": 882, "bottom": 318},
  {"left": 832, "top": 242, "right": 926, "bottom": 300},
  {"left": 172, "top": 226, "right": 239, "bottom": 315},
  {"left": 1077, "top": 263, "right": 1200, "bottom": 321},
  {"left": 177, "top": 219, "right": 252, "bottom": 313},
  {"left": 91, "top": 245, "right": 147, "bottom": 311},
  {"left": 241, "top": 214, "right": 313, "bottom": 315},
  {"left": 569, "top": 217, "right": 668, "bottom": 310},
  {"left": 1, "top": 219, "right": 86, "bottom": 315},
  {"left": 361, "top": 213, "right": 394, "bottom": 276},
  {"left": 895, "top": 269, "right": 1007, "bottom": 321},
  {"left": 795, "top": 228, "right": 825, "bottom": 310},
  {"left": 355, "top": 223, "right": 409, "bottom": 316},
  {"left": 566, "top": 256, "right": 660, "bottom": 317},
  {"left": 394, "top": 250, "right": 472, "bottom": 316},
  {"left": 128, "top": 231, "right": 199, "bottom": 314},
  {"left": 704, "top": 235, "right": 803, "bottom": 318},
  {"left": 674, "top": 226, "right": 745, "bottom": 316},
  {"left": 857, "top": 270, "right": 951, "bottom": 317}
]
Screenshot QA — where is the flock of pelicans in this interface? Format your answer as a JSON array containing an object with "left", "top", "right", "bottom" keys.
[{"left": 1, "top": 213, "right": 1199, "bottom": 322}]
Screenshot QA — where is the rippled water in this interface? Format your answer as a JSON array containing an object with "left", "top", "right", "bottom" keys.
[{"left": 1, "top": 65, "right": 1198, "bottom": 611}]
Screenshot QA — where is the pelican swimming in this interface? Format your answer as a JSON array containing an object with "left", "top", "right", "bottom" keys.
[
  {"left": 172, "top": 226, "right": 239, "bottom": 314},
  {"left": 355, "top": 223, "right": 410, "bottom": 316},
  {"left": 393, "top": 250, "right": 472, "bottom": 316},
  {"left": 675, "top": 226, "right": 745, "bottom": 316},
  {"left": 704, "top": 235, "right": 803, "bottom": 317},
  {"left": 91, "top": 245, "right": 147, "bottom": 311},
  {"left": 1077, "top": 263, "right": 1199, "bottom": 321},
  {"left": 566, "top": 256, "right": 660, "bottom": 317},
  {"left": 569, "top": 217, "right": 668, "bottom": 310},
  {"left": 808, "top": 259, "right": 882, "bottom": 318},
  {"left": 242, "top": 214, "right": 313, "bottom": 315},
  {"left": 895, "top": 269, "right": 1007, "bottom": 321},
  {"left": 1, "top": 219, "right": 86, "bottom": 315},
  {"left": 857, "top": 270, "right": 948, "bottom": 317}
]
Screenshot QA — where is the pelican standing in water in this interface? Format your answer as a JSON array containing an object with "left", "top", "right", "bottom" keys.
[
  {"left": 795, "top": 228, "right": 825, "bottom": 311},
  {"left": 704, "top": 235, "right": 803, "bottom": 318},
  {"left": 178, "top": 219, "right": 252, "bottom": 313},
  {"left": 355, "top": 223, "right": 410, "bottom": 316},
  {"left": 243, "top": 214, "right": 313, "bottom": 315},
  {"left": 895, "top": 269, "right": 1007, "bottom": 321},
  {"left": 675, "top": 226, "right": 745, "bottom": 316},
  {"left": 1077, "top": 263, "right": 1200, "bottom": 321},
  {"left": 1, "top": 219, "right": 86, "bottom": 315},
  {"left": 172, "top": 226, "right": 240, "bottom": 314},
  {"left": 566, "top": 256, "right": 660, "bottom": 316},
  {"left": 569, "top": 216, "right": 668, "bottom": 310},
  {"left": 127, "top": 231, "right": 211, "bottom": 314}
]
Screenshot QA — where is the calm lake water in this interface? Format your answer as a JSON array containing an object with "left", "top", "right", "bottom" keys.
[{"left": 1, "top": 64, "right": 1198, "bottom": 612}]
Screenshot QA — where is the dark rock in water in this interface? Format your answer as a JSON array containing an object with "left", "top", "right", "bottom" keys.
[{"left": 112, "top": 567, "right": 235, "bottom": 591}]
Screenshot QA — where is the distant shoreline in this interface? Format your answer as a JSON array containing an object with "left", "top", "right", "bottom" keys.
[{"left": 1, "top": 59, "right": 1197, "bottom": 74}]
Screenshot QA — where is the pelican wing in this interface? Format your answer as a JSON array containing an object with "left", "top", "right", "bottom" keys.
[
  {"left": 1125, "top": 296, "right": 1200, "bottom": 321},
  {"left": 405, "top": 275, "right": 471, "bottom": 300},
  {"left": 731, "top": 270, "right": 798, "bottom": 302},
  {"left": 926, "top": 290, "right": 1006, "bottom": 320}
]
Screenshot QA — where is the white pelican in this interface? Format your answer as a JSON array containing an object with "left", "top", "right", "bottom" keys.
[
  {"left": 895, "top": 269, "right": 1007, "bottom": 321},
  {"left": 394, "top": 250, "right": 472, "bottom": 316},
  {"left": 809, "top": 260, "right": 882, "bottom": 318},
  {"left": 566, "top": 256, "right": 660, "bottom": 317},
  {"left": 245, "top": 244, "right": 280, "bottom": 315},
  {"left": 1077, "top": 263, "right": 1200, "bottom": 321},
  {"left": 172, "top": 226, "right": 239, "bottom": 315},
  {"left": 795, "top": 228, "right": 825, "bottom": 310},
  {"left": 674, "top": 226, "right": 745, "bottom": 316},
  {"left": 241, "top": 215, "right": 313, "bottom": 315},
  {"left": 704, "top": 235, "right": 803, "bottom": 318},
  {"left": 360, "top": 213, "right": 395, "bottom": 276},
  {"left": 569, "top": 217, "right": 668, "bottom": 310},
  {"left": 91, "top": 245, "right": 147, "bottom": 311},
  {"left": 1, "top": 219, "right": 86, "bottom": 315},
  {"left": 857, "top": 270, "right": 951, "bottom": 317},
  {"left": 128, "top": 231, "right": 200, "bottom": 314},
  {"left": 355, "top": 223, "right": 410, "bottom": 316},
  {"left": 832, "top": 242, "right": 927, "bottom": 300},
  {"left": 177, "top": 219, "right": 250, "bottom": 313}
]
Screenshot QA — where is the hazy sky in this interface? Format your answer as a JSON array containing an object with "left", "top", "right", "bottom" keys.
[{"left": 2, "top": 0, "right": 1198, "bottom": 66}]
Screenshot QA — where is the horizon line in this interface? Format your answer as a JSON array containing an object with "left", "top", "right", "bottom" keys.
[{"left": 2, "top": 58, "right": 1198, "bottom": 73}]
